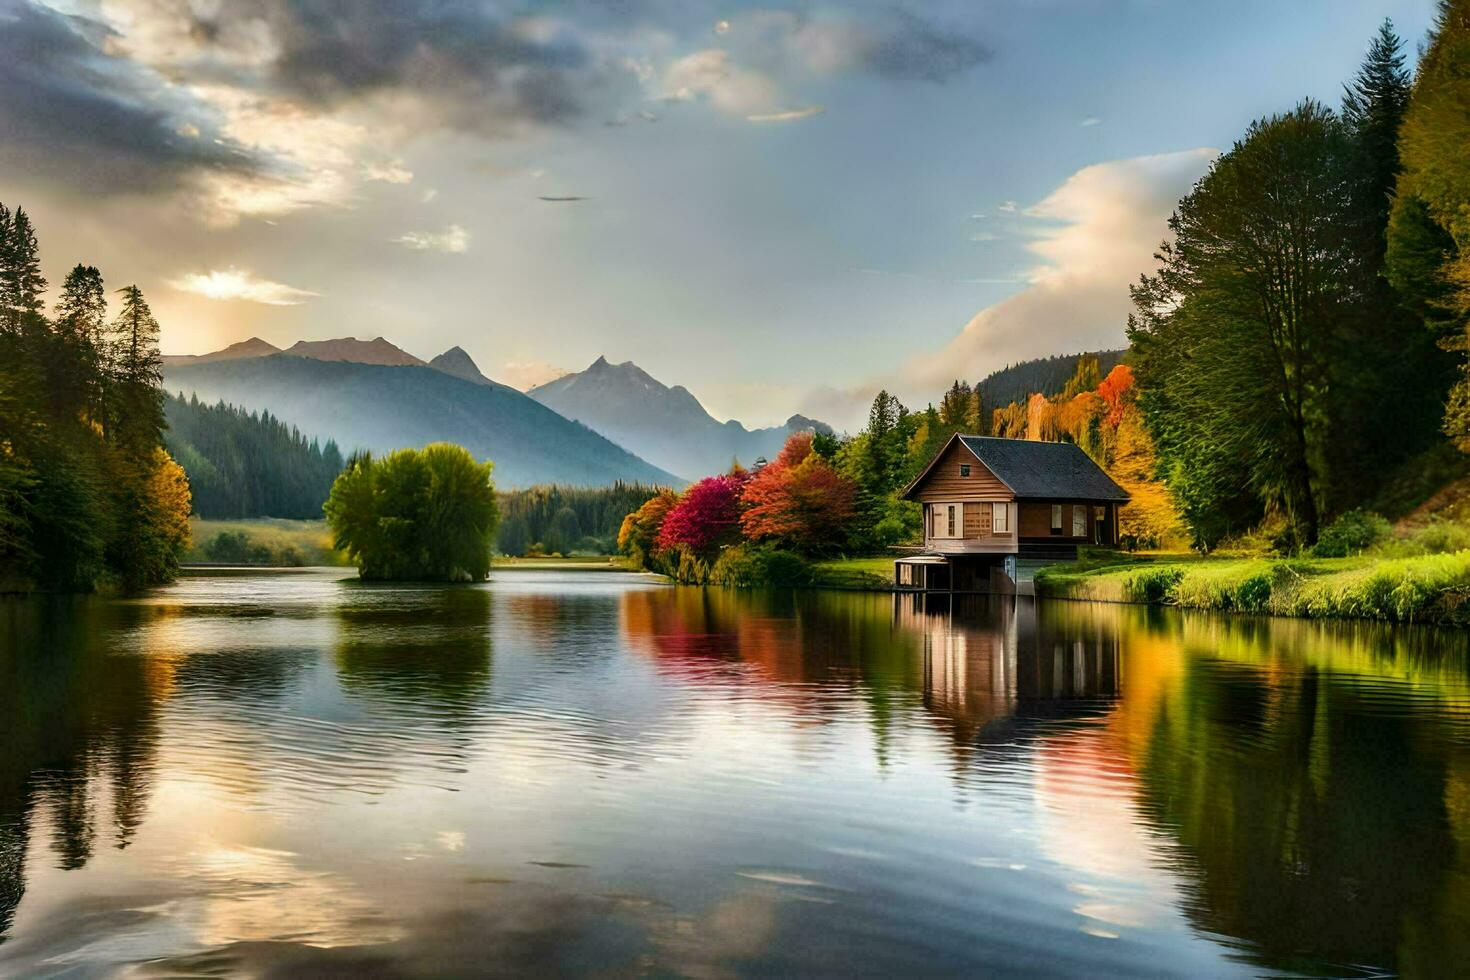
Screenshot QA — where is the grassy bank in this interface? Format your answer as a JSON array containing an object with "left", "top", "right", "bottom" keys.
[
  {"left": 809, "top": 556, "right": 897, "bottom": 590},
  {"left": 184, "top": 518, "right": 348, "bottom": 567},
  {"left": 1035, "top": 551, "right": 1470, "bottom": 625}
]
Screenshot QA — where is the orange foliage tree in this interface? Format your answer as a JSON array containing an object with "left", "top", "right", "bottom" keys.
[
  {"left": 740, "top": 432, "right": 857, "bottom": 554},
  {"left": 1096, "top": 363, "right": 1135, "bottom": 425},
  {"left": 617, "top": 488, "right": 679, "bottom": 567}
]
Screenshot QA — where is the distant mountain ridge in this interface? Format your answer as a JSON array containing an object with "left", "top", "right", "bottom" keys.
[
  {"left": 284, "top": 336, "right": 426, "bottom": 366},
  {"left": 429, "top": 346, "right": 494, "bottom": 386},
  {"left": 529, "top": 356, "right": 831, "bottom": 480},
  {"left": 162, "top": 336, "right": 280, "bottom": 367},
  {"left": 163, "top": 350, "right": 681, "bottom": 488}
]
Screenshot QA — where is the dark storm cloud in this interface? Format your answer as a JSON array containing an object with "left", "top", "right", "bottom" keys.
[
  {"left": 254, "top": 0, "right": 610, "bottom": 130},
  {"left": 0, "top": 0, "right": 258, "bottom": 193},
  {"left": 864, "top": 9, "right": 991, "bottom": 82}
]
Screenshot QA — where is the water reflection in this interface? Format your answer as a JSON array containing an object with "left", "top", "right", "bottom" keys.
[{"left": 0, "top": 571, "right": 1467, "bottom": 976}]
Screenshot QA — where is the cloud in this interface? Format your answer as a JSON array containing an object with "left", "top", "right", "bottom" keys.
[
  {"left": 740, "top": 8, "right": 989, "bottom": 83},
  {"left": 500, "top": 360, "right": 567, "bottom": 391},
  {"left": 393, "top": 224, "right": 471, "bottom": 253},
  {"left": 746, "top": 105, "right": 824, "bottom": 123},
  {"left": 660, "top": 48, "right": 782, "bottom": 116},
  {"left": 0, "top": 1, "right": 259, "bottom": 194},
  {"left": 900, "top": 149, "right": 1217, "bottom": 396},
  {"left": 168, "top": 268, "right": 319, "bottom": 305},
  {"left": 362, "top": 161, "right": 413, "bottom": 183},
  {"left": 1080, "top": 117, "right": 1102, "bottom": 127}
]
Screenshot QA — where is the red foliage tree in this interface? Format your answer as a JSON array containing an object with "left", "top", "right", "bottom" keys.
[
  {"left": 655, "top": 471, "right": 748, "bottom": 557},
  {"left": 740, "top": 433, "right": 857, "bottom": 554},
  {"left": 1096, "top": 363, "right": 1136, "bottom": 426}
]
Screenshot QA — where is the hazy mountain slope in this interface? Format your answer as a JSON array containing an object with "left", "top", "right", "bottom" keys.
[
  {"left": 164, "top": 355, "right": 681, "bottom": 488},
  {"left": 162, "top": 336, "right": 280, "bottom": 368},
  {"left": 977, "top": 349, "right": 1126, "bottom": 409},
  {"left": 529, "top": 356, "right": 830, "bottom": 480}
]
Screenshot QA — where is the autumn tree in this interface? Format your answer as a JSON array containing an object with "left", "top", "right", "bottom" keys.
[
  {"left": 1096, "top": 364, "right": 1135, "bottom": 426},
  {"left": 740, "top": 432, "right": 858, "bottom": 554},
  {"left": 618, "top": 488, "right": 679, "bottom": 567},
  {"left": 655, "top": 471, "right": 748, "bottom": 559}
]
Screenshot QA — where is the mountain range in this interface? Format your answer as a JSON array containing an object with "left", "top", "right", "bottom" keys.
[
  {"left": 163, "top": 336, "right": 830, "bottom": 485},
  {"left": 529, "top": 356, "right": 830, "bottom": 480},
  {"left": 163, "top": 341, "right": 681, "bottom": 488}
]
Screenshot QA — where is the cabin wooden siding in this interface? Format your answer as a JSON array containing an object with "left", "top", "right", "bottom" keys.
[
  {"left": 911, "top": 443, "right": 1012, "bottom": 503},
  {"left": 1018, "top": 500, "right": 1120, "bottom": 545}
]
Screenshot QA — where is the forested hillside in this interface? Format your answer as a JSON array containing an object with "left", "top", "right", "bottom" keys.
[
  {"left": 163, "top": 356, "right": 682, "bottom": 489},
  {"left": 0, "top": 202, "right": 190, "bottom": 592},
  {"left": 977, "top": 350, "right": 1126, "bottom": 412},
  {"left": 1130, "top": 17, "right": 1465, "bottom": 548},
  {"left": 164, "top": 393, "right": 344, "bottom": 519}
]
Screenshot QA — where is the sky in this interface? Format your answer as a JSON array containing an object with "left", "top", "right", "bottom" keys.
[{"left": 0, "top": 0, "right": 1439, "bottom": 431}]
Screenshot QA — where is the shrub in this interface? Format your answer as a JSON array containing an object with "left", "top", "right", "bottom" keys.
[
  {"left": 709, "top": 545, "right": 812, "bottom": 588},
  {"left": 1311, "top": 510, "right": 1391, "bottom": 557},
  {"left": 1124, "top": 566, "right": 1184, "bottom": 603},
  {"left": 1379, "top": 518, "right": 1470, "bottom": 557}
]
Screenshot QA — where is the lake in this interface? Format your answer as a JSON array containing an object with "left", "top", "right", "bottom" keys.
[{"left": 2, "top": 569, "right": 1469, "bottom": 977}]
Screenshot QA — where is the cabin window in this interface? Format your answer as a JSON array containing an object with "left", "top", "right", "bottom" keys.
[
  {"left": 960, "top": 464, "right": 971, "bottom": 477},
  {"left": 930, "top": 503, "right": 963, "bottom": 539},
  {"left": 1050, "top": 504, "right": 1063, "bottom": 534},
  {"left": 1073, "top": 505, "right": 1087, "bottom": 537},
  {"left": 992, "top": 502, "right": 1009, "bottom": 533}
]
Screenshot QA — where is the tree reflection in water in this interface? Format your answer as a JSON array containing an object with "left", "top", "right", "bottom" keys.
[{"left": 1, "top": 575, "right": 1468, "bottom": 976}]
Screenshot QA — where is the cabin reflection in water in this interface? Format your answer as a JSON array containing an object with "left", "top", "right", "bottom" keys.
[{"left": 893, "top": 593, "right": 1120, "bottom": 743}]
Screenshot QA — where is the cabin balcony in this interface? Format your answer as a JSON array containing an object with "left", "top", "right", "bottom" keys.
[{"left": 922, "top": 535, "right": 1019, "bottom": 556}]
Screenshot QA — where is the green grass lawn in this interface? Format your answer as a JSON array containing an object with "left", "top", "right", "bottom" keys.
[
  {"left": 810, "top": 556, "right": 898, "bottom": 590},
  {"left": 1035, "top": 550, "right": 1470, "bottom": 625},
  {"left": 185, "top": 518, "right": 348, "bottom": 566}
]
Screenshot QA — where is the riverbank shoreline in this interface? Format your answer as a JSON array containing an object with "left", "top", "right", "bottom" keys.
[{"left": 1033, "top": 551, "right": 1470, "bottom": 626}]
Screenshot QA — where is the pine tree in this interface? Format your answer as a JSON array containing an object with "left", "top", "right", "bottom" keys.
[
  {"left": 55, "top": 265, "right": 107, "bottom": 344},
  {"left": 109, "top": 285, "right": 165, "bottom": 450},
  {"left": 0, "top": 207, "right": 47, "bottom": 332},
  {"left": 1329, "top": 20, "right": 1453, "bottom": 499}
]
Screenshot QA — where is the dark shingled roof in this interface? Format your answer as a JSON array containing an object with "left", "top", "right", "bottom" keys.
[{"left": 957, "top": 436, "right": 1128, "bottom": 501}]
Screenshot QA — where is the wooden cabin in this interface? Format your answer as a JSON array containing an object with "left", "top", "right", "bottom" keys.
[{"left": 893, "top": 434, "right": 1128, "bottom": 592}]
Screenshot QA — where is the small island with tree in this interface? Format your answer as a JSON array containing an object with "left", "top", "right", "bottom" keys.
[{"left": 324, "top": 443, "right": 499, "bottom": 582}]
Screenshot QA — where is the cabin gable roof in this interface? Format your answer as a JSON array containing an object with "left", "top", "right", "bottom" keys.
[{"left": 902, "top": 433, "right": 1128, "bottom": 502}]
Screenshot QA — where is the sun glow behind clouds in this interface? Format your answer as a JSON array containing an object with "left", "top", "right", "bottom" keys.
[{"left": 168, "top": 268, "right": 319, "bottom": 306}]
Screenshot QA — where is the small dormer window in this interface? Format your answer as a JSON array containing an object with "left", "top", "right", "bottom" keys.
[{"left": 960, "top": 464, "right": 971, "bottom": 477}]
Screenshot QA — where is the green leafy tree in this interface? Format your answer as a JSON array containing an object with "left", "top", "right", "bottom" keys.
[
  {"left": 325, "top": 443, "right": 498, "bottom": 581},
  {"left": 1131, "top": 101, "right": 1356, "bottom": 548}
]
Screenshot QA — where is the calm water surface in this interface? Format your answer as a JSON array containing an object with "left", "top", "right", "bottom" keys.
[{"left": 3, "top": 569, "right": 1469, "bottom": 977}]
